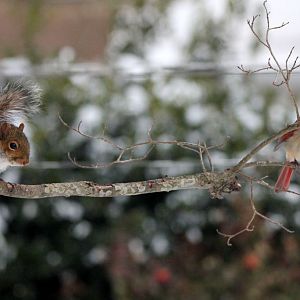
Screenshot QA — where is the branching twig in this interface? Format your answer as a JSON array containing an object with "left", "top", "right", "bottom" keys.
[
  {"left": 59, "top": 114, "right": 228, "bottom": 169},
  {"left": 240, "top": 0, "right": 300, "bottom": 119},
  {"left": 237, "top": 64, "right": 273, "bottom": 74},
  {"left": 217, "top": 181, "right": 294, "bottom": 246},
  {"left": 231, "top": 120, "right": 300, "bottom": 172},
  {"left": 198, "top": 141, "right": 214, "bottom": 172}
]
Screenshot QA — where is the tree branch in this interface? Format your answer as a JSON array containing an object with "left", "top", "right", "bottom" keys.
[
  {"left": 231, "top": 120, "right": 300, "bottom": 172},
  {"left": 0, "top": 171, "right": 241, "bottom": 199}
]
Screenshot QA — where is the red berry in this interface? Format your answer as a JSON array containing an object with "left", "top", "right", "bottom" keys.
[
  {"left": 243, "top": 253, "right": 260, "bottom": 271},
  {"left": 153, "top": 267, "right": 171, "bottom": 285}
]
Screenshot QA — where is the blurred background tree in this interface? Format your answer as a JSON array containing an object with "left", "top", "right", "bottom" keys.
[{"left": 0, "top": 0, "right": 300, "bottom": 299}]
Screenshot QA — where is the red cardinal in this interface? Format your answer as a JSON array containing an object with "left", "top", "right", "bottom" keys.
[{"left": 274, "top": 129, "right": 300, "bottom": 192}]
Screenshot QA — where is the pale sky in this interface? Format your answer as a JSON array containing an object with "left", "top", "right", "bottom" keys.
[
  {"left": 229, "top": 0, "right": 300, "bottom": 66},
  {"left": 144, "top": 0, "right": 300, "bottom": 70}
]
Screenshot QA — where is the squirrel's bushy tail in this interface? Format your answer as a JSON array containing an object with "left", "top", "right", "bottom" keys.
[{"left": 0, "top": 81, "right": 42, "bottom": 123}]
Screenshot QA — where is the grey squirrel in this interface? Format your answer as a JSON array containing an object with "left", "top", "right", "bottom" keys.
[{"left": 0, "top": 81, "right": 41, "bottom": 172}]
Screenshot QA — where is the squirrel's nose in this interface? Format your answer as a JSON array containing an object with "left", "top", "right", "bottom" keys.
[{"left": 20, "top": 158, "right": 29, "bottom": 166}]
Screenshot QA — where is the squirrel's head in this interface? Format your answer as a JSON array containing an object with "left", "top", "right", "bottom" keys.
[{"left": 0, "top": 122, "right": 30, "bottom": 166}]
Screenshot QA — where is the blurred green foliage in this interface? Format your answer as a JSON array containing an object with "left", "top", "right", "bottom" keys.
[{"left": 0, "top": 1, "right": 300, "bottom": 300}]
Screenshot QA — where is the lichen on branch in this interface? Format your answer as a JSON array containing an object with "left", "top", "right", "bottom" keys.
[{"left": 0, "top": 171, "right": 241, "bottom": 199}]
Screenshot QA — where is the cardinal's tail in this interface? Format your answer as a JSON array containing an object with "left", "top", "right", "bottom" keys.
[{"left": 274, "top": 165, "right": 294, "bottom": 192}]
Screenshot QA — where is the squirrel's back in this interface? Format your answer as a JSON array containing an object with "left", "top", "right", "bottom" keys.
[{"left": 0, "top": 81, "right": 41, "bottom": 124}]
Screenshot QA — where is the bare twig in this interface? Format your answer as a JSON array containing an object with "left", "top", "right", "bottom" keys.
[
  {"left": 243, "top": 160, "right": 285, "bottom": 169},
  {"left": 203, "top": 141, "right": 214, "bottom": 172},
  {"left": 217, "top": 181, "right": 294, "bottom": 246},
  {"left": 198, "top": 142, "right": 207, "bottom": 173},
  {"left": 198, "top": 141, "right": 214, "bottom": 172},
  {"left": 60, "top": 114, "right": 228, "bottom": 169},
  {"left": 59, "top": 114, "right": 123, "bottom": 151},
  {"left": 239, "top": 171, "right": 300, "bottom": 198},
  {"left": 231, "top": 120, "right": 300, "bottom": 172},
  {"left": 238, "top": 64, "right": 273, "bottom": 74},
  {"left": 240, "top": 0, "right": 299, "bottom": 119}
]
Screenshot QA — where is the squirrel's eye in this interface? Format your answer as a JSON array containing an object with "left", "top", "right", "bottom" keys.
[{"left": 9, "top": 142, "right": 18, "bottom": 150}]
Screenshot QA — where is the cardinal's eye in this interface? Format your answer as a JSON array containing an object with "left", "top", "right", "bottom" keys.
[{"left": 9, "top": 142, "right": 18, "bottom": 150}]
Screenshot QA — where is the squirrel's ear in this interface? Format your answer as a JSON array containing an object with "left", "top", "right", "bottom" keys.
[{"left": 18, "top": 123, "right": 25, "bottom": 131}]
